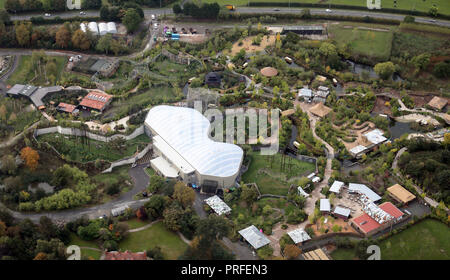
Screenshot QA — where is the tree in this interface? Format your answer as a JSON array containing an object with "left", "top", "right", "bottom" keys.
[
  {"left": 319, "top": 42, "right": 337, "bottom": 57},
  {"left": 145, "top": 194, "right": 166, "bottom": 218},
  {"left": 122, "top": 8, "right": 142, "bottom": 33},
  {"left": 34, "top": 239, "right": 66, "bottom": 260},
  {"left": 5, "top": 0, "right": 22, "bottom": 13},
  {"left": 429, "top": 5, "right": 438, "bottom": 17},
  {"left": 15, "top": 22, "right": 31, "bottom": 47},
  {"left": 71, "top": 29, "right": 90, "bottom": 50},
  {"left": 433, "top": 62, "right": 450, "bottom": 79},
  {"left": 96, "top": 33, "right": 112, "bottom": 54},
  {"left": 148, "top": 175, "right": 165, "bottom": 193},
  {"left": 20, "top": 147, "right": 39, "bottom": 171},
  {"left": 374, "top": 61, "right": 395, "bottom": 80},
  {"left": 82, "top": 0, "right": 101, "bottom": 9},
  {"left": 403, "top": 15, "right": 415, "bottom": 23},
  {"left": 55, "top": 25, "right": 71, "bottom": 48},
  {"left": 240, "top": 184, "right": 258, "bottom": 204},
  {"left": 1, "top": 155, "right": 17, "bottom": 175},
  {"left": 411, "top": 53, "right": 430, "bottom": 70},
  {"left": 284, "top": 244, "right": 301, "bottom": 259},
  {"left": 77, "top": 221, "right": 100, "bottom": 240},
  {"left": 173, "top": 182, "right": 195, "bottom": 208},
  {"left": 162, "top": 205, "right": 184, "bottom": 232},
  {"left": 173, "top": 4, "right": 182, "bottom": 14}
]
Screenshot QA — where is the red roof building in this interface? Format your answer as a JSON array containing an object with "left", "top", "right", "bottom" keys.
[
  {"left": 56, "top": 102, "right": 77, "bottom": 114},
  {"left": 79, "top": 91, "right": 112, "bottom": 112},
  {"left": 104, "top": 250, "right": 147, "bottom": 260},
  {"left": 350, "top": 202, "right": 404, "bottom": 236}
]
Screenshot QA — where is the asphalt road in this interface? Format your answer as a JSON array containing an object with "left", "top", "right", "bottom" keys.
[{"left": 9, "top": 8, "right": 450, "bottom": 28}]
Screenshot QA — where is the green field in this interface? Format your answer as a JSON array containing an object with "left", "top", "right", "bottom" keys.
[
  {"left": 37, "top": 133, "right": 150, "bottom": 163},
  {"left": 329, "top": 23, "right": 394, "bottom": 62},
  {"left": 242, "top": 151, "right": 315, "bottom": 195},
  {"left": 0, "top": 0, "right": 4, "bottom": 9},
  {"left": 118, "top": 221, "right": 188, "bottom": 260},
  {"left": 205, "top": 0, "right": 450, "bottom": 15},
  {"left": 125, "top": 218, "right": 153, "bottom": 230},
  {"left": 7, "top": 55, "right": 67, "bottom": 86},
  {"left": 331, "top": 219, "right": 450, "bottom": 260}
]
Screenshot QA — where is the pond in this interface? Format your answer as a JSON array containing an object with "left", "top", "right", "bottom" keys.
[
  {"left": 388, "top": 120, "right": 421, "bottom": 140},
  {"left": 346, "top": 60, "right": 403, "bottom": 82}
]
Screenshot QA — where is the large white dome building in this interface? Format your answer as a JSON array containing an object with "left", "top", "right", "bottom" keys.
[{"left": 145, "top": 105, "right": 243, "bottom": 188}]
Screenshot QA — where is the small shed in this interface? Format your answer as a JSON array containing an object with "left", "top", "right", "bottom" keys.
[
  {"left": 287, "top": 228, "right": 311, "bottom": 244},
  {"left": 320, "top": 198, "right": 331, "bottom": 213},
  {"left": 329, "top": 180, "right": 344, "bottom": 194},
  {"left": 332, "top": 206, "right": 351, "bottom": 220}
]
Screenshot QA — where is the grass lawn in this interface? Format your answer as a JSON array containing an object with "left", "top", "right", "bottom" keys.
[
  {"left": 69, "top": 233, "right": 100, "bottom": 249},
  {"left": 37, "top": 133, "right": 150, "bottom": 163},
  {"left": 125, "top": 218, "right": 153, "bottom": 230},
  {"left": 204, "top": 0, "right": 450, "bottom": 15},
  {"left": 331, "top": 219, "right": 450, "bottom": 260},
  {"left": 7, "top": 55, "right": 67, "bottom": 86},
  {"left": 81, "top": 248, "right": 102, "bottom": 260},
  {"left": 329, "top": 23, "right": 394, "bottom": 62},
  {"left": 241, "top": 151, "right": 315, "bottom": 195},
  {"left": 118, "top": 221, "right": 188, "bottom": 260},
  {"left": 0, "top": 0, "right": 4, "bottom": 9},
  {"left": 391, "top": 31, "right": 450, "bottom": 58}
]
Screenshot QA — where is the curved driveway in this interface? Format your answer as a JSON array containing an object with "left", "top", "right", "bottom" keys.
[{"left": 0, "top": 164, "right": 150, "bottom": 223}]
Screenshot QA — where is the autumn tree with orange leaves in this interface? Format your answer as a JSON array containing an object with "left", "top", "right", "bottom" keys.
[{"left": 20, "top": 147, "right": 39, "bottom": 171}]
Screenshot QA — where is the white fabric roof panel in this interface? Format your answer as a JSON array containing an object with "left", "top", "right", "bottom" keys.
[
  {"left": 320, "top": 199, "right": 331, "bottom": 212},
  {"left": 350, "top": 145, "right": 367, "bottom": 155},
  {"left": 329, "top": 180, "right": 344, "bottom": 193},
  {"left": 145, "top": 105, "right": 243, "bottom": 178},
  {"left": 297, "top": 186, "right": 310, "bottom": 197},
  {"left": 80, "top": 23, "right": 87, "bottom": 33},
  {"left": 107, "top": 22, "right": 117, "bottom": 34},
  {"left": 299, "top": 88, "right": 312, "bottom": 98},
  {"left": 287, "top": 228, "right": 311, "bottom": 244},
  {"left": 204, "top": 195, "right": 231, "bottom": 215},
  {"left": 150, "top": 156, "right": 179, "bottom": 178},
  {"left": 348, "top": 183, "right": 381, "bottom": 202},
  {"left": 153, "top": 135, "right": 195, "bottom": 174},
  {"left": 98, "top": 22, "right": 108, "bottom": 35},
  {"left": 88, "top": 22, "right": 99, "bottom": 34},
  {"left": 238, "top": 225, "right": 271, "bottom": 250}
]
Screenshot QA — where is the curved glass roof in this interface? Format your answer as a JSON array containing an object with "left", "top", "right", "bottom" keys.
[{"left": 145, "top": 105, "right": 243, "bottom": 178}]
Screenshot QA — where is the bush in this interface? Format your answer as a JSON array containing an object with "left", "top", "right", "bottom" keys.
[{"left": 103, "top": 240, "right": 118, "bottom": 251}]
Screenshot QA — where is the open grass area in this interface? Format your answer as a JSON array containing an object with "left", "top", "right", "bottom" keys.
[
  {"left": 205, "top": 0, "right": 450, "bottom": 15},
  {"left": 0, "top": 0, "right": 4, "bottom": 9},
  {"left": 329, "top": 23, "right": 394, "bottom": 62},
  {"left": 69, "top": 233, "right": 100, "bottom": 249},
  {"left": 37, "top": 133, "right": 150, "bottom": 163},
  {"left": 102, "top": 86, "right": 181, "bottom": 120},
  {"left": 242, "top": 151, "right": 315, "bottom": 195},
  {"left": 0, "top": 98, "right": 41, "bottom": 140},
  {"left": 391, "top": 31, "right": 450, "bottom": 58},
  {"left": 125, "top": 218, "right": 153, "bottom": 230},
  {"left": 118, "top": 221, "right": 188, "bottom": 260},
  {"left": 7, "top": 55, "right": 67, "bottom": 86},
  {"left": 331, "top": 219, "right": 450, "bottom": 260}
]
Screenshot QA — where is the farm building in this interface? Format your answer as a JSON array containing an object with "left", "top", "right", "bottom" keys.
[
  {"left": 287, "top": 228, "right": 311, "bottom": 244},
  {"left": 79, "top": 91, "right": 113, "bottom": 112},
  {"left": 204, "top": 195, "right": 231, "bottom": 216},
  {"left": 145, "top": 105, "right": 243, "bottom": 189},
  {"left": 282, "top": 26, "right": 324, "bottom": 35},
  {"left": 329, "top": 180, "right": 344, "bottom": 194},
  {"left": 427, "top": 96, "right": 448, "bottom": 111},
  {"left": 309, "top": 102, "right": 332, "bottom": 118},
  {"left": 349, "top": 129, "right": 388, "bottom": 158},
  {"left": 320, "top": 198, "right": 331, "bottom": 214},
  {"left": 238, "top": 225, "right": 271, "bottom": 250},
  {"left": 348, "top": 183, "right": 381, "bottom": 202},
  {"left": 98, "top": 22, "right": 108, "bottom": 35},
  {"left": 350, "top": 202, "right": 404, "bottom": 236},
  {"left": 332, "top": 206, "right": 351, "bottom": 220},
  {"left": 387, "top": 184, "right": 416, "bottom": 205},
  {"left": 6, "top": 84, "right": 63, "bottom": 109},
  {"left": 107, "top": 22, "right": 117, "bottom": 34}
]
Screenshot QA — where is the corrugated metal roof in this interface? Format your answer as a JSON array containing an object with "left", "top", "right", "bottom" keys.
[
  {"left": 329, "top": 180, "right": 344, "bottom": 193},
  {"left": 320, "top": 199, "right": 331, "bottom": 212},
  {"left": 204, "top": 195, "right": 231, "bottom": 216},
  {"left": 287, "top": 228, "right": 311, "bottom": 244},
  {"left": 238, "top": 225, "right": 270, "bottom": 249}
]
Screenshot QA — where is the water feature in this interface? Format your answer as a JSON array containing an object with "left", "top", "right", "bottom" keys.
[
  {"left": 345, "top": 60, "right": 403, "bottom": 82},
  {"left": 388, "top": 120, "right": 421, "bottom": 140}
]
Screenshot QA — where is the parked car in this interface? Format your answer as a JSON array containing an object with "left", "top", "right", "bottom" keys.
[
  {"left": 326, "top": 8, "right": 332, "bottom": 13},
  {"left": 153, "top": 23, "right": 158, "bottom": 29},
  {"left": 44, "top": 13, "right": 51, "bottom": 17},
  {"left": 273, "top": 8, "right": 280, "bottom": 11},
  {"left": 79, "top": 11, "right": 86, "bottom": 15},
  {"left": 151, "top": 14, "right": 156, "bottom": 20}
]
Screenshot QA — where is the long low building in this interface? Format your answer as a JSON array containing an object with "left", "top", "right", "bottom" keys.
[
  {"left": 145, "top": 105, "right": 243, "bottom": 188},
  {"left": 6, "top": 84, "right": 63, "bottom": 109}
]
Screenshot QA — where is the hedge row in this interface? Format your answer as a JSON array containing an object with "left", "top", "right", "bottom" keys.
[
  {"left": 29, "top": 16, "right": 100, "bottom": 25},
  {"left": 219, "top": 12, "right": 400, "bottom": 25},
  {"left": 248, "top": 2, "right": 450, "bottom": 20}
]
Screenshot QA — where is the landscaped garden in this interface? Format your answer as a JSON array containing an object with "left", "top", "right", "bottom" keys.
[{"left": 242, "top": 151, "right": 315, "bottom": 195}]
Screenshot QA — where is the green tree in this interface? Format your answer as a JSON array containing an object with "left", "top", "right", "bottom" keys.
[
  {"left": 173, "top": 182, "right": 195, "bottom": 208},
  {"left": 96, "top": 33, "right": 112, "bottom": 54},
  {"left": 319, "top": 42, "right": 337, "bottom": 57},
  {"left": 122, "top": 8, "right": 142, "bottom": 33},
  {"left": 71, "top": 29, "right": 90, "bottom": 50},
  {"left": 374, "top": 61, "right": 395, "bottom": 80},
  {"left": 15, "top": 22, "right": 31, "bottom": 47},
  {"left": 1, "top": 155, "right": 17, "bottom": 175}
]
